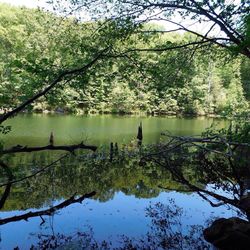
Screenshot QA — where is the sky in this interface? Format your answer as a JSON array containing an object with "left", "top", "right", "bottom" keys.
[
  {"left": 0, "top": 0, "right": 45, "bottom": 8},
  {"left": 0, "top": 0, "right": 226, "bottom": 37}
]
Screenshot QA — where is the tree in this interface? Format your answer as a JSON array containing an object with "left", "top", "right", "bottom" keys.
[
  {"left": 0, "top": 3, "right": 248, "bottom": 117},
  {"left": 55, "top": 0, "right": 250, "bottom": 58},
  {"left": 0, "top": 3, "right": 106, "bottom": 123}
]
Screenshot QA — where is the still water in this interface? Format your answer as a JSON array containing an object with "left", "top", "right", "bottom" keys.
[
  {"left": 1, "top": 114, "right": 227, "bottom": 146},
  {"left": 0, "top": 114, "right": 234, "bottom": 249}
]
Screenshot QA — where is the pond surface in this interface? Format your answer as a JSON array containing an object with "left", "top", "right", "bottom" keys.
[
  {"left": 0, "top": 114, "right": 235, "bottom": 249},
  {"left": 2, "top": 114, "right": 226, "bottom": 146}
]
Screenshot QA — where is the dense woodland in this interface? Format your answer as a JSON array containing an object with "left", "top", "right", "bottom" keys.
[
  {"left": 0, "top": 3, "right": 249, "bottom": 116},
  {"left": 0, "top": 1, "right": 250, "bottom": 249}
]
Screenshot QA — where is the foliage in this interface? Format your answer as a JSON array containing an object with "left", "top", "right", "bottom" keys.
[
  {"left": 0, "top": 125, "right": 11, "bottom": 135},
  {"left": 0, "top": 3, "right": 249, "bottom": 117},
  {"left": 65, "top": 0, "right": 250, "bottom": 58},
  {"left": 203, "top": 120, "right": 250, "bottom": 144}
]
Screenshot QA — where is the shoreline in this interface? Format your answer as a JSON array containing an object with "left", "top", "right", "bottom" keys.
[{"left": 1, "top": 109, "right": 249, "bottom": 120}]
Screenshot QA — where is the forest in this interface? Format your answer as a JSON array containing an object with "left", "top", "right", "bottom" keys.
[
  {"left": 0, "top": 0, "right": 250, "bottom": 249},
  {"left": 0, "top": 2, "right": 249, "bottom": 116}
]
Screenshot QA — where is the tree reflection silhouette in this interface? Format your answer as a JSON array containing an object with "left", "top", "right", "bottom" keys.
[{"left": 27, "top": 200, "right": 210, "bottom": 250}]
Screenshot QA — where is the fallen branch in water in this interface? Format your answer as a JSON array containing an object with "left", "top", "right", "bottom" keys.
[
  {"left": 0, "top": 191, "right": 96, "bottom": 225},
  {"left": 161, "top": 133, "right": 250, "bottom": 148},
  {"left": 1, "top": 142, "right": 97, "bottom": 155},
  {"left": 143, "top": 132, "right": 250, "bottom": 218}
]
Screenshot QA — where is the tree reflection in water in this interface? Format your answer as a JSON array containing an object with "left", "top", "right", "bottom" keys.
[
  {"left": 0, "top": 139, "right": 245, "bottom": 249},
  {"left": 27, "top": 200, "right": 210, "bottom": 250},
  {"left": 0, "top": 150, "right": 188, "bottom": 211}
]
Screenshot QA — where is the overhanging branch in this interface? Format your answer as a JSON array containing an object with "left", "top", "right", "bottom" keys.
[
  {"left": 0, "top": 47, "right": 109, "bottom": 124},
  {"left": 120, "top": 39, "right": 215, "bottom": 55}
]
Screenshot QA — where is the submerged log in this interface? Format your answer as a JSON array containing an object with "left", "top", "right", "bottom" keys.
[
  {"left": 137, "top": 122, "right": 143, "bottom": 146},
  {"left": 137, "top": 122, "right": 143, "bottom": 141},
  {"left": 1, "top": 142, "right": 97, "bottom": 155},
  {"left": 49, "top": 132, "right": 54, "bottom": 146}
]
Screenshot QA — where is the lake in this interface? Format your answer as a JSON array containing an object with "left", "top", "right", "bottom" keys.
[
  {"left": 1, "top": 114, "right": 227, "bottom": 146},
  {"left": 0, "top": 114, "right": 235, "bottom": 249}
]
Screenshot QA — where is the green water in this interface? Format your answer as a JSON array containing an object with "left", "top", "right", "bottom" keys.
[
  {"left": 0, "top": 114, "right": 231, "bottom": 249},
  {"left": 1, "top": 114, "right": 227, "bottom": 147}
]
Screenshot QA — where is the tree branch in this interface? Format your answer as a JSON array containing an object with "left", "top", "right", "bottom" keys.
[
  {"left": 120, "top": 39, "right": 216, "bottom": 54},
  {"left": 1, "top": 142, "right": 97, "bottom": 155},
  {"left": 0, "top": 48, "right": 109, "bottom": 124},
  {"left": 0, "top": 191, "right": 96, "bottom": 225},
  {"left": 122, "top": 1, "right": 250, "bottom": 58},
  {"left": 0, "top": 161, "right": 13, "bottom": 209},
  {"left": 143, "top": 133, "right": 250, "bottom": 216},
  {"left": 160, "top": 133, "right": 250, "bottom": 148}
]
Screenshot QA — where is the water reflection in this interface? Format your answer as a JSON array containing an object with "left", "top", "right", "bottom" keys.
[
  {"left": 0, "top": 115, "right": 231, "bottom": 249},
  {"left": 0, "top": 151, "right": 189, "bottom": 211},
  {"left": 24, "top": 200, "right": 211, "bottom": 249},
  {"left": 0, "top": 150, "right": 237, "bottom": 249}
]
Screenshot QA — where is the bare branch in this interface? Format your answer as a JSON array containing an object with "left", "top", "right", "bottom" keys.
[
  {"left": 0, "top": 191, "right": 96, "bottom": 225},
  {"left": 134, "top": 28, "right": 183, "bottom": 34},
  {"left": 120, "top": 39, "right": 216, "bottom": 55},
  {"left": 143, "top": 132, "right": 250, "bottom": 216},
  {"left": 161, "top": 133, "right": 250, "bottom": 148},
  {"left": 197, "top": 191, "right": 226, "bottom": 208},
  {"left": 152, "top": 157, "right": 238, "bottom": 208},
  {"left": 144, "top": 17, "right": 230, "bottom": 49},
  {"left": 1, "top": 142, "right": 97, "bottom": 155}
]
